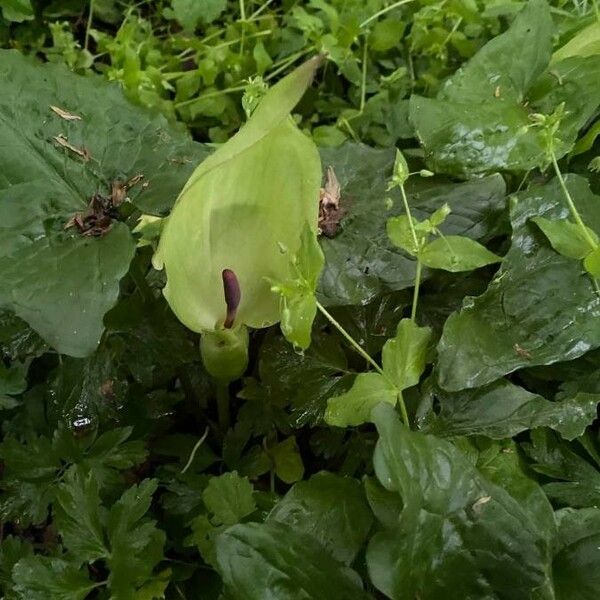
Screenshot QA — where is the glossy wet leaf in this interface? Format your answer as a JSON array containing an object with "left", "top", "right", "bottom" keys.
[
  {"left": 0, "top": 50, "right": 207, "bottom": 356},
  {"left": 154, "top": 57, "right": 322, "bottom": 334},
  {"left": 437, "top": 175, "right": 600, "bottom": 391},
  {"left": 410, "top": 2, "right": 600, "bottom": 176},
  {"left": 553, "top": 507, "right": 600, "bottom": 599},
  {"left": 421, "top": 379, "right": 599, "bottom": 440},
  {"left": 318, "top": 144, "right": 506, "bottom": 305},
  {"left": 215, "top": 521, "right": 371, "bottom": 600},
  {"left": 367, "top": 404, "right": 552, "bottom": 599},
  {"left": 421, "top": 235, "right": 501, "bottom": 272},
  {"left": 268, "top": 471, "right": 373, "bottom": 565},
  {"left": 531, "top": 216, "right": 598, "bottom": 259}
]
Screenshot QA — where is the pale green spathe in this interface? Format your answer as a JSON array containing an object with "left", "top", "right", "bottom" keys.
[{"left": 154, "top": 57, "right": 323, "bottom": 333}]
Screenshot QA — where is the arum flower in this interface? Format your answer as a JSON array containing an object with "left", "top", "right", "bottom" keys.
[{"left": 153, "top": 56, "right": 324, "bottom": 380}]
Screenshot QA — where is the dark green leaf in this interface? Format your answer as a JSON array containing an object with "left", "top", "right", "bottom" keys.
[
  {"left": 367, "top": 403, "right": 552, "bottom": 599},
  {"left": 422, "top": 379, "right": 599, "bottom": 440},
  {"left": 12, "top": 557, "right": 95, "bottom": 600},
  {"left": 215, "top": 522, "right": 371, "bottom": 599},
  {"left": 318, "top": 144, "right": 506, "bottom": 305},
  {"left": 437, "top": 175, "right": 600, "bottom": 391},
  {"left": 268, "top": 471, "right": 373, "bottom": 565}
]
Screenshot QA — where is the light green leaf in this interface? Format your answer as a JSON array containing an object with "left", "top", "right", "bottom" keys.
[
  {"left": 215, "top": 522, "right": 370, "bottom": 599},
  {"left": 367, "top": 404, "right": 553, "bottom": 599},
  {"left": 268, "top": 472, "right": 373, "bottom": 565},
  {"left": 552, "top": 21, "right": 600, "bottom": 63},
  {"left": 382, "top": 319, "right": 432, "bottom": 391},
  {"left": 154, "top": 57, "right": 323, "bottom": 334},
  {"left": 202, "top": 472, "right": 256, "bottom": 527},
  {"left": 12, "top": 557, "right": 95, "bottom": 600},
  {"left": 269, "top": 436, "right": 304, "bottom": 484},
  {"left": 325, "top": 372, "right": 397, "bottom": 427},
  {"left": 421, "top": 235, "right": 501, "bottom": 272},
  {"left": 437, "top": 175, "right": 600, "bottom": 391},
  {"left": 390, "top": 149, "right": 409, "bottom": 186},
  {"left": 164, "top": 0, "right": 226, "bottom": 30},
  {"left": 386, "top": 215, "right": 420, "bottom": 255},
  {"left": 273, "top": 224, "right": 324, "bottom": 350},
  {"left": 0, "top": 0, "right": 33, "bottom": 22},
  {"left": 532, "top": 216, "right": 598, "bottom": 259},
  {"left": 584, "top": 245, "right": 600, "bottom": 277}
]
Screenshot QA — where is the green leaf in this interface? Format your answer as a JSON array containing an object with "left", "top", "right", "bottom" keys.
[
  {"left": 215, "top": 522, "right": 370, "bottom": 599},
  {"left": 523, "top": 430, "right": 600, "bottom": 508},
  {"left": 437, "top": 175, "right": 600, "bottom": 391},
  {"left": 202, "top": 472, "right": 256, "bottom": 527},
  {"left": 164, "top": 0, "right": 226, "bottom": 30},
  {"left": 106, "top": 479, "right": 165, "bottom": 599},
  {"left": 0, "top": 50, "right": 207, "bottom": 355},
  {"left": 269, "top": 436, "right": 304, "bottom": 484},
  {"left": 325, "top": 372, "right": 397, "bottom": 427},
  {"left": 268, "top": 471, "right": 373, "bottom": 565},
  {"left": 410, "top": 2, "right": 600, "bottom": 176},
  {"left": 552, "top": 21, "right": 600, "bottom": 62},
  {"left": 0, "top": 361, "right": 27, "bottom": 409},
  {"left": 367, "top": 404, "right": 552, "bottom": 599},
  {"left": 532, "top": 216, "right": 598, "bottom": 259},
  {"left": 390, "top": 149, "right": 409, "bottom": 186},
  {"left": 422, "top": 379, "right": 599, "bottom": 440},
  {"left": 382, "top": 318, "right": 432, "bottom": 391},
  {"left": 386, "top": 215, "right": 420, "bottom": 255},
  {"left": 12, "top": 557, "right": 95, "bottom": 600},
  {"left": 272, "top": 224, "right": 324, "bottom": 350},
  {"left": 0, "top": 536, "right": 32, "bottom": 597},
  {"left": 421, "top": 235, "right": 501, "bottom": 272},
  {"left": 154, "top": 57, "right": 323, "bottom": 334},
  {"left": 553, "top": 507, "right": 600, "bottom": 599},
  {"left": 0, "top": 0, "right": 33, "bottom": 22},
  {"left": 54, "top": 468, "right": 107, "bottom": 564},
  {"left": 258, "top": 330, "right": 354, "bottom": 427},
  {"left": 584, "top": 245, "right": 600, "bottom": 277},
  {"left": 319, "top": 144, "right": 507, "bottom": 305}
]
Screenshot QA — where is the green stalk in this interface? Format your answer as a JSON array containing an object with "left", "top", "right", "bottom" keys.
[
  {"left": 359, "top": 40, "right": 368, "bottom": 113},
  {"left": 360, "top": 0, "right": 416, "bottom": 29},
  {"left": 399, "top": 183, "right": 422, "bottom": 321},
  {"left": 316, "top": 301, "right": 410, "bottom": 427},
  {"left": 84, "top": 0, "right": 95, "bottom": 51},
  {"left": 410, "top": 260, "right": 422, "bottom": 322}
]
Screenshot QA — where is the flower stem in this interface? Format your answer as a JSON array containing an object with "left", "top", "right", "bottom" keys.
[
  {"left": 360, "top": 0, "right": 416, "bottom": 29},
  {"left": 411, "top": 259, "right": 422, "bottom": 322},
  {"left": 399, "top": 183, "right": 422, "bottom": 321}
]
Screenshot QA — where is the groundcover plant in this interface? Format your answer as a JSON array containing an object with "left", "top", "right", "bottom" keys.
[{"left": 1, "top": 0, "right": 600, "bottom": 598}]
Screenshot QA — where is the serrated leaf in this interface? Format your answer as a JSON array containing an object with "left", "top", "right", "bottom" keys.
[
  {"left": 202, "top": 472, "right": 256, "bottom": 527},
  {"left": 215, "top": 522, "right": 371, "bottom": 599},
  {"left": 268, "top": 471, "right": 373, "bottom": 565},
  {"left": 54, "top": 468, "right": 107, "bottom": 564},
  {"left": 382, "top": 319, "right": 432, "bottom": 391},
  {"left": 12, "top": 557, "right": 95, "bottom": 600},
  {"left": 420, "top": 235, "right": 501, "bottom": 272},
  {"left": 532, "top": 216, "right": 598, "bottom": 259},
  {"left": 325, "top": 372, "right": 397, "bottom": 427}
]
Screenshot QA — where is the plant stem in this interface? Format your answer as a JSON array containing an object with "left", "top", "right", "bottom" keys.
[
  {"left": 360, "top": 40, "right": 368, "bottom": 113},
  {"left": 239, "top": 0, "right": 247, "bottom": 54},
  {"left": 398, "top": 391, "right": 410, "bottom": 428},
  {"left": 360, "top": 0, "right": 416, "bottom": 29},
  {"left": 216, "top": 383, "right": 230, "bottom": 431},
  {"left": 551, "top": 151, "right": 598, "bottom": 249},
  {"left": 175, "top": 84, "right": 248, "bottom": 108},
  {"left": 399, "top": 183, "right": 422, "bottom": 321},
  {"left": 84, "top": 0, "right": 95, "bottom": 51},
  {"left": 316, "top": 301, "right": 385, "bottom": 376},
  {"left": 181, "top": 427, "right": 209, "bottom": 474}
]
